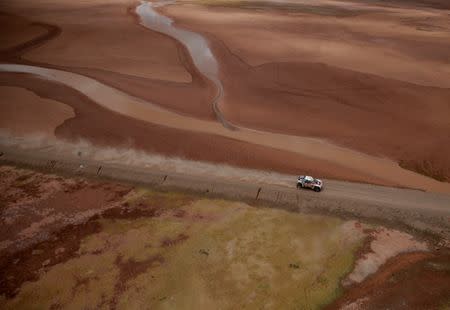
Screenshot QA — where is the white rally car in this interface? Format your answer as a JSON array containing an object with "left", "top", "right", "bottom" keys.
[{"left": 297, "top": 175, "right": 323, "bottom": 192}]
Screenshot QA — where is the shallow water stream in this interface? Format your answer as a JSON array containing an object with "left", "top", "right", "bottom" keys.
[{"left": 136, "top": 1, "right": 233, "bottom": 129}]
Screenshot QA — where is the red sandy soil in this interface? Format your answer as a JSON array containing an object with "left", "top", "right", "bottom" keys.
[
  {"left": 0, "top": 86, "right": 74, "bottom": 137},
  {"left": 1, "top": 0, "right": 450, "bottom": 183},
  {"left": 165, "top": 2, "right": 450, "bottom": 87},
  {"left": 0, "top": 4, "right": 217, "bottom": 121},
  {"left": 0, "top": 1, "right": 191, "bottom": 83},
  {"left": 0, "top": 73, "right": 385, "bottom": 185},
  {"left": 327, "top": 251, "right": 450, "bottom": 309},
  {"left": 161, "top": 2, "right": 450, "bottom": 181},
  {"left": 0, "top": 12, "right": 47, "bottom": 50}
]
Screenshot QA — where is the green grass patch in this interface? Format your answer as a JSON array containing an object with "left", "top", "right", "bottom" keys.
[{"left": 1, "top": 196, "right": 365, "bottom": 309}]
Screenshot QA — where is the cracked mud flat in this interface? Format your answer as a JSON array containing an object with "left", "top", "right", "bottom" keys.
[{"left": 0, "top": 166, "right": 448, "bottom": 309}]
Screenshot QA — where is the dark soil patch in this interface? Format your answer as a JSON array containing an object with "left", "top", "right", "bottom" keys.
[
  {"left": 161, "top": 233, "right": 189, "bottom": 247},
  {"left": 44, "top": 183, "right": 131, "bottom": 213},
  {"left": 172, "top": 209, "right": 187, "bottom": 218},
  {"left": 70, "top": 274, "right": 100, "bottom": 301},
  {"left": 353, "top": 227, "right": 377, "bottom": 261}
]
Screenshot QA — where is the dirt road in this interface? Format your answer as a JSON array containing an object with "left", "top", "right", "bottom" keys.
[
  {"left": 2, "top": 63, "right": 450, "bottom": 194},
  {"left": 1, "top": 145, "right": 448, "bottom": 239}
]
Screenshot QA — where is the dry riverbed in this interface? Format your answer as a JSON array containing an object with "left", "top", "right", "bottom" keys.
[{"left": 0, "top": 165, "right": 448, "bottom": 309}]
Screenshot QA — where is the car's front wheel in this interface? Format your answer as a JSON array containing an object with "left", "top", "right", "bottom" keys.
[{"left": 313, "top": 187, "right": 321, "bottom": 192}]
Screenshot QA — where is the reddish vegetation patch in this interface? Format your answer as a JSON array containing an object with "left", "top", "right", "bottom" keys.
[
  {"left": 0, "top": 166, "right": 58, "bottom": 206},
  {"left": 110, "top": 254, "right": 165, "bottom": 309},
  {"left": 353, "top": 227, "right": 376, "bottom": 261},
  {"left": 0, "top": 166, "right": 135, "bottom": 298},
  {"left": 0, "top": 166, "right": 199, "bottom": 302},
  {"left": 103, "top": 191, "right": 194, "bottom": 220},
  {"left": 327, "top": 251, "right": 450, "bottom": 309},
  {"left": 0, "top": 218, "right": 101, "bottom": 298},
  {"left": 0, "top": 165, "right": 132, "bottom": 250},
  {"left": 0, "top": 195, "right": 181, "bottom": 301},
  {"left": 103, "top": 202, "right": 166, "bottom": 220}
]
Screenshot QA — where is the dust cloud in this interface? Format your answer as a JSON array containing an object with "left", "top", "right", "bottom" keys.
[{"left": 0, "top": 131, "right": 296, "bottom": 187}]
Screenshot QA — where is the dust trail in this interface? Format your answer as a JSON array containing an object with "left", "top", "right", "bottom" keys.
[
  {"left": 0, "top": 131, "right": 296, "bottom": 188},
  {"left": 2, "top": 64, "right": 450, "bottom": 193}
]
